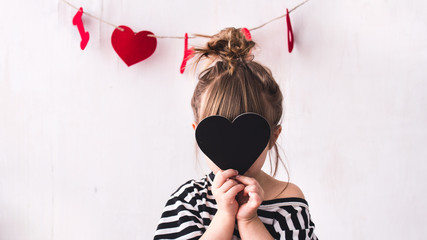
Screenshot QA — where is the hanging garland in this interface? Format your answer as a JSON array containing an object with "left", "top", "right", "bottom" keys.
[{"left": 63, "top": 0, "right": 309, "bottom": 72}]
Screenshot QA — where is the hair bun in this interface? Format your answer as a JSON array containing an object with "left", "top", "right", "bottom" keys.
[{"left": 193, "top": 27, "right": 256, "bottom": 74}]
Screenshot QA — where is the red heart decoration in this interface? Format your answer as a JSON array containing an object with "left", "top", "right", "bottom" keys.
[
  {"left": 286, "top": 9, "right": 294, "bottom": 53},
  {"left": 111, "top": 25, "right": 157, "bottom": 67}
]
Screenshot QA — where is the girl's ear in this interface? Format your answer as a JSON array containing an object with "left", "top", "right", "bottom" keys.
[
  {"left": 273, "top": 125, "right": 282, "bottom": 143},
  {"left": 192, "top": 122, "right": 197, "bottom": 130},
  {"left": 269, "top": 125, "right": 282, "bottom": 149}
]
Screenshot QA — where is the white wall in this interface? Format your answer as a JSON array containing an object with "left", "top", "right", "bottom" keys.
[{"left": 1, "top": 0, "right": 426, "bottom": 239}]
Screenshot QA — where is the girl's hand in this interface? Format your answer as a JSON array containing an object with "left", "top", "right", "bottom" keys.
[
  {"left": 211, "top": 169, "right": 246, "bottom": 218},
  {"left": 235, "top": 175, "right": 265, "bottom": 222}
]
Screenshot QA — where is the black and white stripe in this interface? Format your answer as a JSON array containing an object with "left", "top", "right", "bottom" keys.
[{"left": 154, "top": 172, "right": 318, "bottom": 240}]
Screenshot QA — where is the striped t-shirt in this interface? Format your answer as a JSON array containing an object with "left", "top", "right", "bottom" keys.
[{"left": 154, "top": 172, "right": 318, "bottom": 240}]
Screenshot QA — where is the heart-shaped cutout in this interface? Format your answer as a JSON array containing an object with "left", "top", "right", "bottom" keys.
[
  {"left": 195, "top": 113, "right": 271, "bottom": 175},
  {"left": 111, "top": 25, "right": 157, "bottom": 66}
]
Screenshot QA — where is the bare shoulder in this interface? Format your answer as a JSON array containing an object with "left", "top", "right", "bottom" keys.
[{"left": 275, "top": 180, "right": 306, "bottom": 200}]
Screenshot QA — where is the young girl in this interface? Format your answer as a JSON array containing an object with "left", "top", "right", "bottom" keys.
[{"left": 154, "top": 27, "right": 318, "bottom": 240}]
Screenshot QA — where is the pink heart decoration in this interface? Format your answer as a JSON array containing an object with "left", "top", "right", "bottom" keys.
[
  {"left": 111, "top": 25, "right": 157, "bottom": 66},
  {"left": 72, "top": 7, "right": 89, "bottom": 50},
  {"left": 180, "top": 33, "right": 195, "bottom": 74}
]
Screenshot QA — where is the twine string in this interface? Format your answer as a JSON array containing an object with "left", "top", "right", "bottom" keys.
[
  {"left": 249, "top": 0, "right": 309, "bottom": 31},
  {"left": 62, "top": 0, "right": 124, "bottom": 31},
  {"left": 62, "top": 0, "right": 309, "bottom": 39}
]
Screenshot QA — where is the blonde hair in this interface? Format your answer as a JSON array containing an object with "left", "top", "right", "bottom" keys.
[{"left": 190, "top": 27, "right": 287, "bottom": 177}]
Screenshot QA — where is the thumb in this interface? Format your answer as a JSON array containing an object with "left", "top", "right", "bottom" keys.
[{"left": 248, "top": 192, "right": 262, "bottom": 208}]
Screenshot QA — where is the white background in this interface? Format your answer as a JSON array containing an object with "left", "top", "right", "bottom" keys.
[{"left": 1, "top": 0, "right": 427, "bottom": 239}]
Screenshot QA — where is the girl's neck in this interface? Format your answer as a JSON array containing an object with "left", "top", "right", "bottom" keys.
[
  {"left": 247, "top": 170, "right": 273, "bottom": 189},
  {"left": 247, "top": 170, "right": 284, "bottom": 201}
]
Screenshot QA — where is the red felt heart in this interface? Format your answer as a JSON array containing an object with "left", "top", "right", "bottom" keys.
[{"left": 111, "top": 25, "right": 157, "bottom": 67}]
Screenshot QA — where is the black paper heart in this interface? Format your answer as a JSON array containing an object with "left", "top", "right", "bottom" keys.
[{"left": 195, "top": 112, "right": 271, "bottom": 175}]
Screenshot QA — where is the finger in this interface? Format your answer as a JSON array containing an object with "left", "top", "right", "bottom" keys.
[
  {"left": 242, "top": 184, "right": 264, "bottom": 201},
  {"left": 218, "top": 179, "right": 239, "bottom": 193},
  {"left": 213, "top": 169, "right": 239, "bottom": 189},
  {"left": 225, "top": 184, "right": 245, "bottom": 199},
  {"left": 235, "top": 175, "right": 259, "bottom": 186},
  {"left": 248, "top": 192, "right": 262, "bottom": 208},
  {"left": 243, "top": 185, "right": 258, "bottom": 194},
  {"left": 221, "top": 169, "right": 239, "bottom": 180}
]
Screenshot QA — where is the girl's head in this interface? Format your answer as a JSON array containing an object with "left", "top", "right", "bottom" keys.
[{"left": 191, "top": 27, "right": 285, "bottom": 177}]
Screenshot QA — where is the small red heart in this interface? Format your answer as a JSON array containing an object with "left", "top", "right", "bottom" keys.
[{"left": 111, "top": 25, "right": 157, "bottom": 67}]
